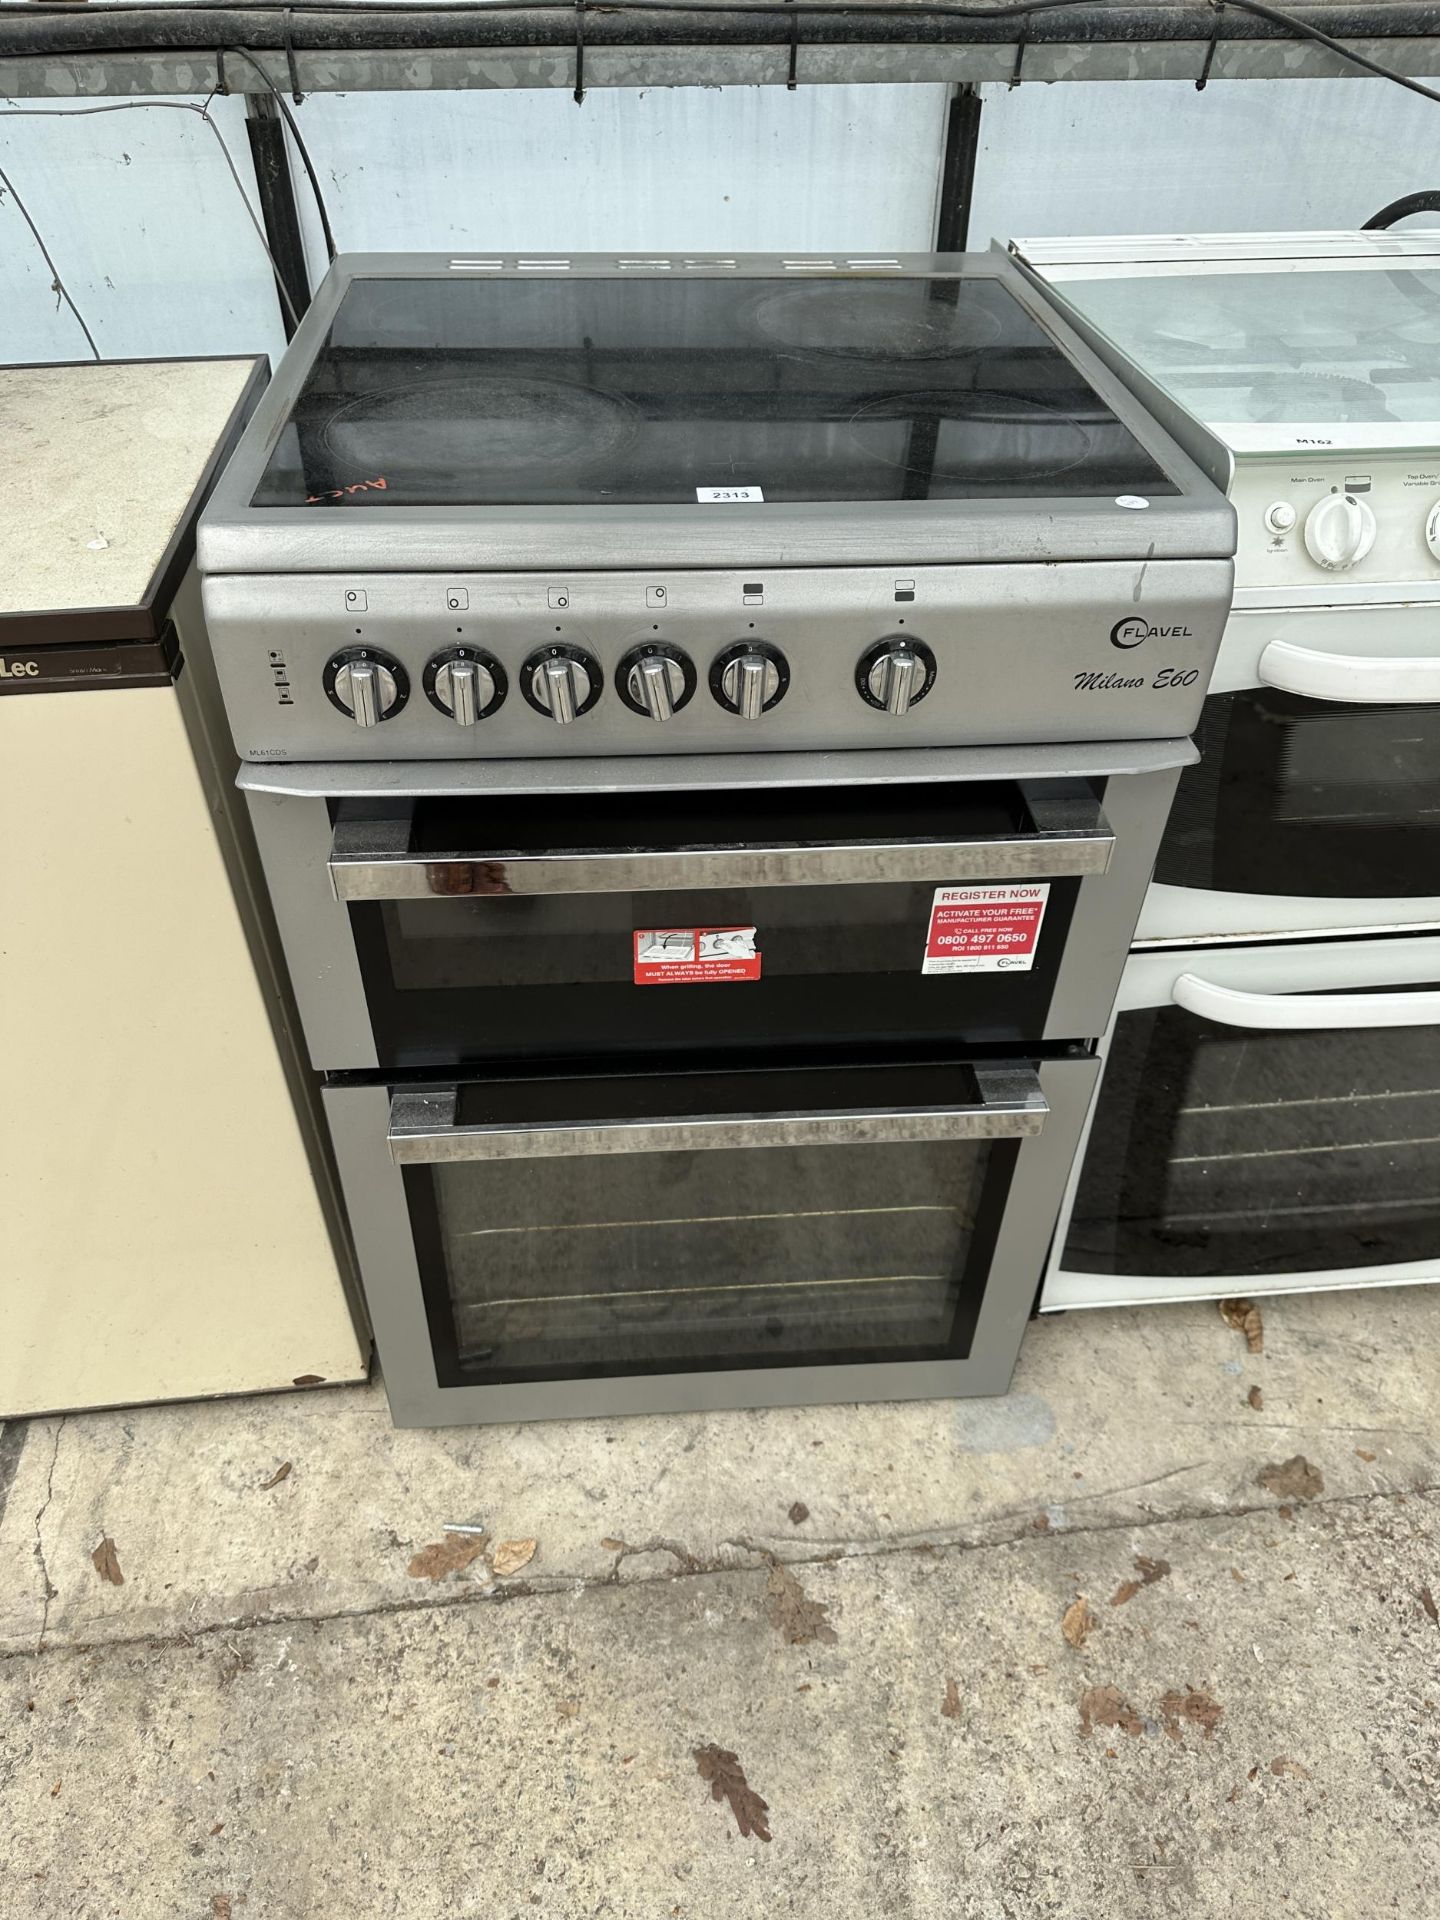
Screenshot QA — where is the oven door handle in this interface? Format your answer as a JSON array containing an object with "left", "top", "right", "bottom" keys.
[
  {"left": 386, "top": 1066, "right": 1048, "bottom": 1163},
  {"left": 1258, "top": 638, "right": 1440, "bottom": 706},
  {"left": 327, "top": 811, "right": 1113, "bottom": 900},
  {"left": 1172, "top": 972, "right": 1440, "bottom": 1031}
]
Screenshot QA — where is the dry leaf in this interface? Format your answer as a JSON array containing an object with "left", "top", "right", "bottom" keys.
[
  {"left": 91, "top": 1537, "right": 124, "bottom": 1586},
  {"left": 694, "top": 1744, "right": 771, "bottom": 1842},
  {"left": 1356, "top": 1449, "right": 1377, "bottom": 1463},
  {"left": 1247, "top": 1385, "right": 1264, "bottom": 1411},
  {"left": 1219, "top": 1298, "right": 1264, "bottom": 1353},
  {"left": 556, "top": 1698, "right": 580, "bottom": 1719},
  {"left": 1231, "top": 1567, "right": 1245, "bottom": 1584},
  {"left": 49, "top": 1780, "right": 60, "bottom": 1797},
  {"left": 1061, "top": 1597, "right": 1095, "bottom": 1649},
  {"left": 406, "top": 1532, "right": 488, "bottom": 1581},
  {"left": 1270, "top": 1757, "right": 1311, "bottom": 1779},
  {"left": 492, "top": 1537, "right": 537, "bottom": 1577},
  {"left": 1159, "top": 1687, "right": 1224, "bottom": 1741},
  {"left": 940, "top": 1677, "right": 962, "bottom": 1720},
  {"left": 788, "top": 1501, "right": 810, "bottom": 1525},
  {"left": 600, "top": 1537, "right": 625, "bottom": 1552},
  {"left": 213, "top": 1900, "right": 232, "bottom": 1920},
  {"left": 291, "top": 1374, "right": 324, "bottom": 1387},
  {"left": 1257, "top": 1456, "right": 1325, "bottom": 1502},
  {"left": 259, "top": 1462, "right": 292, "bottom": 1490},
  {"left": 210, "top": 1823, "right": 224, "bottom": 1836},
  {"left": 1110, "top": 1555, "right": 1170, "bottom": 1607},
  {"left": 1420, "top": 1587, "right": 1439, "bottom": 1627},
  {"left": 1078, "top": 1685, "right": 1143, "bottom": 1738},
  {"left": 763, "top": 1561, "right": 836, "bottom": 1645}
]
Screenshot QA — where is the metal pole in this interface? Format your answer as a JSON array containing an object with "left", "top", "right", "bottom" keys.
[
  {"left": 243, "top": 92, "right": 311, "bottom": 337},
  {"left": 935, "top": 83, "right": 983, "bottom": 253}
]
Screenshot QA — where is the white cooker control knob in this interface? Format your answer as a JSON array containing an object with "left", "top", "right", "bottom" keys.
[
  {"left": 523, "top": 646, "right": 599, "bottom": 724},
  {"left": 325, "top": 649, "right": 407, "bottom": 726},
  {"left": 1303, "top": 492, "right": 1377, "bottom": 571},
  {"left": 1263, "top": 500, "right": 1297, "bottom": 535},
  {"left": 1425, "top": 500, "right": 1440, "bottom": 560}
]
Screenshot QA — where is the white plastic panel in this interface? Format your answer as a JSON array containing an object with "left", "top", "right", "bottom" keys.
[
  {"left": 968, "top": 76, "right": 1440, "bottom": 244},
  {"left": 0, "top": 93, "right": 287, "bottom": 363},
  {"left": 289, "top": 86, "right": 948, "bottom": 266}
]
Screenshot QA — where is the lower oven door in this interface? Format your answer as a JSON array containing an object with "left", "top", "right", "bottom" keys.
[
  {"left": 325, "top": 1056, "right": 1097, "bottom": 1425},
  {"left": 1042, "top": 934, "right": 1440, "bottom": 1310},
  {"left": 1138, "top": 605, "right": 1440, "bottom": 946}
]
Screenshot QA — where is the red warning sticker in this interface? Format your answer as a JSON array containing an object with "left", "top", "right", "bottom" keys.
[
  {"left": 634, "top": 926, "right": 762, "bottom": 985},
  {"left": 921, "top": 883, "right": 1049, "bottom": 975}
]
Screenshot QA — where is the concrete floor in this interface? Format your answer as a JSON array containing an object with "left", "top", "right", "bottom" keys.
[{"left": 2, "top": 1287, "right": 1438, "bottom": 1918}]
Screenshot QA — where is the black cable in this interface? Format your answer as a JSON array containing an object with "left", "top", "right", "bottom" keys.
[
  {"left": 223, "top": 44, "right": 336, "bottom": 259},
  {"left": 1364, "top": 189, "right": 1440, "bottom": 227},
  {"left": 1205, "top": 0, "right": 1440, "bottom": 105},
  {"left": 0, "top": 100, "right": 303, "bottom": 331},
  {"left": 0, "top": 159, "right": 101, "bottom": 359}
]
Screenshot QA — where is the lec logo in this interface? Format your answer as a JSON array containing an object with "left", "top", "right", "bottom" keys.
[{"left": 0, "top": 657, "right": 40, "bottom": 679}]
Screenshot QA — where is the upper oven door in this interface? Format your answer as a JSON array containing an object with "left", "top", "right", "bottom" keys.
[
  {"left": 245, "top": 749, "right": 1183, "bottom": 1073},
  {"left": 1043, "top": 933, "right": 1440, "bottom": 1310},
  {"left": 336, "top": 780, "right": 1104, "bottom": 1068},
  {"left": 1139, "top": 605, "right": 1440, "bottom": 946},
  {"left": 243, "top": 751, "right": 1182, "bottom": 1072}
]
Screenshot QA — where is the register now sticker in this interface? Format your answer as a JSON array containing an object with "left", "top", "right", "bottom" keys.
[{"left": 921, "top": 883, "right": 1049, "bottom": 975}]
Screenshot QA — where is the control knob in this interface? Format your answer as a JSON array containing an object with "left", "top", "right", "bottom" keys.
[
  {"left": 521, "top": 644, "right": 601, "bottom": 724},
  {"left": 1303, "top": 492, "right": 1377, "bottom": 572},
  {"left": 424, "top": 647, "right": 505, "bottom": 725},
  {"left": 1426, "top": 500, "right": 1440, "bottom": 561},
  {"left": 856, "top": 636, "right": 937, "bottom": 716},
  {"left": 324, "top": 647, "right": 407, "bottom": 727},
  {"left": 711, "top": 642, "right": 789, "bottom": 718},
  {"left": 617, "top": 644, "right": 695, "bottom": 722}
]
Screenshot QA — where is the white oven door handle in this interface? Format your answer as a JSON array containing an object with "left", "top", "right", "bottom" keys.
[
  {"left": 1172, "top": 972, "right": 1440, "bottom": 1031},
  {"left": 1257, "top": 638, "right": 1440, "bottom": 705},
  {"left": 386, "top": 1065, "right": 1048, "bottom": 1163}
]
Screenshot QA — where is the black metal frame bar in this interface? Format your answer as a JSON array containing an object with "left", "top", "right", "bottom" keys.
[{"left": 243, "top": 90, "right": 312, "bottom": 334}]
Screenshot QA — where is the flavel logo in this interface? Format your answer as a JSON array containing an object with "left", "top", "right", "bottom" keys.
[{"left": 1110, "top": 616, "right": 1194, "bottom": 650}]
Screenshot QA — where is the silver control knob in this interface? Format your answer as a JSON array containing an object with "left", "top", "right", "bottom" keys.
[
  {"left": 628, "top": 653, "right": 686, "bottom": 722},
  {"left": 333, "top": 657, "right": 399, "bottom": 727},
  {"left": 532, "top": 655, "right": 591, "bottom": 724},
  {"left": 717, "top": 650, "right": 782, "bottom": 719},
  {"left": 856, "top": 636, "right": 935, "bottom": 717},
  {"left": 434, "top": 658, "right": 494, "bottom": 726},
  {"left": 868, "top": 646, "right": 923, "bottom": 716}
]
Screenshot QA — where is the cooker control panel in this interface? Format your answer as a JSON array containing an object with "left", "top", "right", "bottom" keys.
[
  {"left": 1232, "top": 454, "right": 1440, "bottom": 592},
  {"left": 209, "top": 559, "right": 1230, "bottom": 762}
]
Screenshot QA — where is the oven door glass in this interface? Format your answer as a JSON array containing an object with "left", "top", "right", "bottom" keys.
[
  {"left": 1157, "top": 686, "right": 1440, "bottom": 900},
  {"left": 336, "top": 781, "right": 1101, "bottom": 1067},
  {"left": 395, "top": 1060, "right": 1034, "bottom": 1384},
  {"left": 1065, "top": 986, "right": 1440, "bottom": 1281}
]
